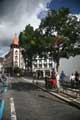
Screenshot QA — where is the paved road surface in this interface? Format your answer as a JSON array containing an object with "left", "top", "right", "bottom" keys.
[{"left": 3, "top": 77, "right": 80, "bottom": 120}]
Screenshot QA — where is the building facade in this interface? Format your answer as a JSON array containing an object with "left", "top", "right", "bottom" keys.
[
  {"left": 32, "top": 55, "right": 55, "bottom": 78},
  {"left": 4, "top": 35, "right": 56, "bottom": 77},
  {"left": 0, "top": 58, "right": 4, "bottom": 73},
  {"left": 4, "top": 35, "right": 25, "bottom": 74}
]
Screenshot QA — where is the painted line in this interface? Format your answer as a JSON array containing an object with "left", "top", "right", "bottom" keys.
[
  {"left": 0, "top": 100, "right": 5, "bottom": 120},
  {"left": 0, "top": 87, "right": 8, "bottom": 120},
  {"left": 10, "top": 97, "right": 17, "bottom": 120},
  {"left": 4, "top": 87, "right": 7, "bottom": 93}
]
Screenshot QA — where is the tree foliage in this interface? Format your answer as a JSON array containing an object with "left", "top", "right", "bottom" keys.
[
  {"left": 39, "top": 7, "right": 80, "bottom": 71},
  {"left": 19, "top": 8, "right": 80, "bottom": 71},
  {"left": 19, "top": 24, "right": 48, "bottom": 70},
  {"left": 19, "top": 25, "right": 37, "bottom": 70}
]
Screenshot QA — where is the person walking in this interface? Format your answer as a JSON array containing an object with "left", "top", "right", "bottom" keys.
[
  {"left": 78, "top": 74, "right": 80, "bottom": 95},
  {"left": 51, "top": 68, "right": 56, "bottom": 88},
  {"left": 32, "top": 72, "right": 36, "bottom": 84},
  {"left": 70, "top": 73, "right": 75, "bottom": 88},
  {"left": 75, "top": 71, "right": 79, "bottom": 88},
  {"left": 45, "top": 74, "right": 49, "bottom": 88},
  {"left": 60, "top": 70, "right": 66, "bottom": 85}
]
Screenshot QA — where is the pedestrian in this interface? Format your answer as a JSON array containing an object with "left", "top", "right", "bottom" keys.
[
  {"left": 32, "top": 72, "right": 36, "bottom": 83},
  {"left": 75, "top": 71, "right": 79, "bottom": 88},
  {"left": 51, "top": 68, "right": 56, "bottom": 79},
  {"left": 70, "top": 73, "right": 75, "bottom": 88},
  {"left": 60, "top": 70, "right": 66, "bottom": 85},
  {"left": 50, "top": 68, "right": 56, "bottom": 88},
  {"left": 45, "top": 74, "right": 48, "bottom": 88},
  {"left": 75, "top": 71, "right": 79, "bottom": 81},
  {"left": 79, "top": 74, "right": 80, "bottom": 88}
]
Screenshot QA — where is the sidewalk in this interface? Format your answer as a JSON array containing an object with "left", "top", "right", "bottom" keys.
[
  {"left": 22, "top": 77, "right": 80, "bottom": 109},
  {"left": 33, "top": 79, "right": 80, "bottom": 109}
]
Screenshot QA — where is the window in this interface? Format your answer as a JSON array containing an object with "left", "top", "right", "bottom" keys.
[
  {"left": 15, "top": 50, "right": 18, "bottom": 55},
  {"left": 39, "top": 64, "right": 42, "bottom": 68},
  {"left": 34, "top": 64, "right": 37, "bottom": 68},
  {"left": 44, "top": 63, "right": 47, "bottom": 67},
  {"left": 49, "top": 63, "right": 52, "bottom": 68},
  {"left": 15, "top": 56, "right": 18, "bottom": 60},
  {"left": 15, "top": 61, "right": 18, "bottom": 66}
]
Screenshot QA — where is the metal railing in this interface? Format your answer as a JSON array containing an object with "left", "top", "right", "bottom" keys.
[{"left": 60, "top": 80, "right": 80, "bottom": 89}]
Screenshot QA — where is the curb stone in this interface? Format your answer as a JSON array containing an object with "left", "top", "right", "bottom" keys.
[
  {"left": 22, "top": 77, "right": 80, "bottom": 109},
  {"left": 34, "top": 83, "right": 80, "bottom": 109}
]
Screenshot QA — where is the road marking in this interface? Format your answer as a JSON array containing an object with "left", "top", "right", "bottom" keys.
[
  {"left": 0, "top": 100, "right": 5, "bottom": 120},
  {"left": 10, "top": 97, "right": 17, "bottom": 120},
  {"left": 0, "top": 87, "right": 8, "bottom": 120}
]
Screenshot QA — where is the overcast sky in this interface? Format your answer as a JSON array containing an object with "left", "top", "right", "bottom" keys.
[
  {"left": 0, "top": 0, "right": 51, "bottom": 57},
  {"left": 0, "top": 0, "right": 80, "bottom": 57}
]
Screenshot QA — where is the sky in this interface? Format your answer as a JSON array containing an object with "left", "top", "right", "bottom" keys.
[
  {"left": 48, "top": 0, "right": 80, "bottom": 14},
  {"left": 0, "top": 0, "right": 80, "bottom": 57},
  {"left": 0, "top": 0, "right": 51, "bottom": 57}
]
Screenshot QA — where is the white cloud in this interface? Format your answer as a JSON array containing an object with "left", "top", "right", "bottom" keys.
[
  {"left": 0, "top": 0, "right": 51, "bottom": 40},
  {"left": 75, "top": 14, "right": 80, "bottom": 20},
  {"left": 0, "top": 47, "right": 10, "bottom": 57}
]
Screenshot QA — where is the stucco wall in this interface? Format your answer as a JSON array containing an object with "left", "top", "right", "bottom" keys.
[{"left": 59, "top": 55, "right": 80, "bottom": 76}]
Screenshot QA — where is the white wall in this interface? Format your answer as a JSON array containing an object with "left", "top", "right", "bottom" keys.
[
  {"left": 59, "top": 55, "right": 80, "bottom": 76},
  {"left": 13, "top": 48, "right": 20, "bottom": 67}
]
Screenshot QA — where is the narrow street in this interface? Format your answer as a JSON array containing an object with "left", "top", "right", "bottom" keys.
[{"left": 2, "top": 77, "right": 80, "bottom": 120}]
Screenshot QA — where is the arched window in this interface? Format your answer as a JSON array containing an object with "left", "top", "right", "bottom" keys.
[
  {"left": 15, "top": 50, "right": 18, "bottom": 55},
  {"left": 15, "top": 56, "right": 18, "bottom": 60}
]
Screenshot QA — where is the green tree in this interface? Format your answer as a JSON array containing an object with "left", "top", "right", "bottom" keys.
[
  {"left": 19, "top": 24, "right": 36, "bottom": 71},
  {"left": 19, "top": 24, "right": 46, "bottom": 71},
  {"left": 39, "top": 7, "right": 80, "bottom": 71}
]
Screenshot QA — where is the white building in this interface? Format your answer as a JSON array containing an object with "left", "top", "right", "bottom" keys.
[{"left": 32, "top": 55, "right": 55, "bottom": 78}]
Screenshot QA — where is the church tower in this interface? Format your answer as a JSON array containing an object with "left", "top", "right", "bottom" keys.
[
  {"left": 11, "top": 34, "right": 20, "bottom": 68},
  {"left": 4, "top": 34, "right": 25, "bottom": 74}
]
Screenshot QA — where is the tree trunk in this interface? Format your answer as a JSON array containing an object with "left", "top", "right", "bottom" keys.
[
  {"left": 56, "top": 58, "right": 59, "bottom": 72},
  {"left": 56, "top": 58, "right": 61, "bottom": 93}
]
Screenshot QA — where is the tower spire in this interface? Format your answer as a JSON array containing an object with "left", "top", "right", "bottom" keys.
[{"left": 13, "top": 34, "right": 19, "bottom": 46}]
